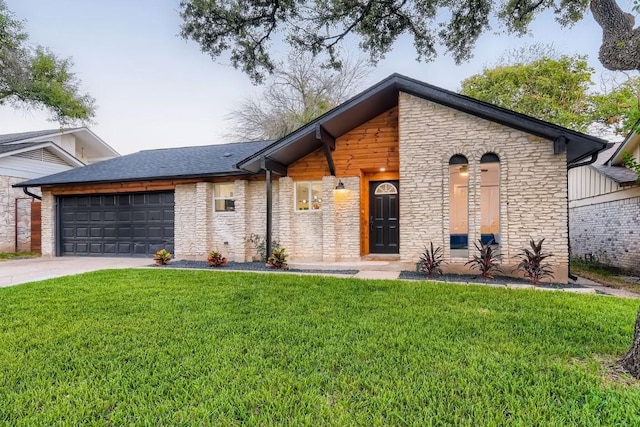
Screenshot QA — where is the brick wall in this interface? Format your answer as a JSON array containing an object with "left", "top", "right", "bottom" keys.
[
  {"left": 570, "top": 196, "right": 640, "bottom": 273},
  {"left": 398, "top": 92, "right": 569, "bottom": 281}
]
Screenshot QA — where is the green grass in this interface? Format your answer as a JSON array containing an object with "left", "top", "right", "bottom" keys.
[
  {"left": 0, "top": 251, "right": 39, "bottom": 261},
  {"left": 1, "top": 270, "right": 639, "bottom": 426}
]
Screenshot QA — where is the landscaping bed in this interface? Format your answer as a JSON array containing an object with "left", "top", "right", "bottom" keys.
[
  {"left": 399, "top": 270, "right": 582, "bottom": 288},
  {"left": 155, "top": 260, "right": 359, "bottom": 275}
]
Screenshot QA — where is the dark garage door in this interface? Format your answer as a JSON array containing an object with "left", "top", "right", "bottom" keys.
[{"left": 59, "top": 191, "right": 174, "bottom": 256}]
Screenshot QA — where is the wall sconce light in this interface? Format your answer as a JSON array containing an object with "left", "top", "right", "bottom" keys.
[
  {"left": 459, "top": 165, "right": 468, "bottom": 177},
  {"left": 335, "top": 179, "right": 345, "bottom": 190}
]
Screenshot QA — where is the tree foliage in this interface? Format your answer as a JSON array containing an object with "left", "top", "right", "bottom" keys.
[
  {"left": 225, "top": 53, "right": 370, "bottom": 141},
  {"left": 0, "top": 1, "right": 94, "bottom": 124},
  {"left": 179, "top": 0, "right": 640, "bottom": 83},
  {"left": 460, "top": 55, "right": 594, "bottom": 131},
  {"left": 460, "top": 51, "right": 640, "bottom": 134}
]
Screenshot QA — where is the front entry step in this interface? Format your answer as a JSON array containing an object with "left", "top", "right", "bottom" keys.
[{"left": 362, "top": 254, "right": 400, "bottom": 262}]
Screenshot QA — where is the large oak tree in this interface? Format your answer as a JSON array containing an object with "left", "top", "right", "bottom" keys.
[
  {"left": 179, "top": 0, "right": 640, "bottom": 83},
  {"left": 0, "top": 1, "right": 94, "bottom": 124}
]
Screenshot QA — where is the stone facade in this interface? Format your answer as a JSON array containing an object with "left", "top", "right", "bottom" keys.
[
  {"left": 570, "top": 195, "right": 640, "bottom": 273},
  {"left": 398, "top": 93, "right": 569, "bottom": 280},
  {"left": 0, "top": 175, "right": 40, "bottom": 253},
  {"left": 40, "top": 191, "right": 55, "bottom": 257}
]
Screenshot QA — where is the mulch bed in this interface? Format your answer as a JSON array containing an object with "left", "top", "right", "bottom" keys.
[
  {"left": 399, "top": 270, "right": 582, "bottom": 288},
  {"left": 153, "top": 260, "right": 359, "bottom": 275}
]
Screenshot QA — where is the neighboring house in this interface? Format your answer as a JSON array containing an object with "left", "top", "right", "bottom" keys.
[
  {"left": 15, "top": 74, "right": 607, "bottom": 282},
  {"left": 569, "top": 123, "right": 640, "bottom": 273},
  {"left": 1, "top": 128, "right": 118, "bottom": 253}
]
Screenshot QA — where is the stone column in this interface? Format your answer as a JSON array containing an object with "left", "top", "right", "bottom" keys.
[
  {"left": 321, "top": 176, "right": 338, "bottom": 262},
  {"left": 232, "top": 179, "right": 249, "bottom": 261},
  {"left": 40, "top": 191, "right": 55, "bottom": 257},
  {"left": 277, "top": 177, "right": 294, "bottom": 255}
]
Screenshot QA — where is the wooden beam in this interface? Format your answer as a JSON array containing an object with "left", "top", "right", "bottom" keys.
[
  {"left": 322, "top": 143, "right": 336, "bottom": 177},
  {"left": 316, "top": 124, "right": 337, "bottom": 176},
  {"left": 260, "top": 157, "right": 287, "bottom": 176},
  {"left": 554, "top": 136, "right": 568, "bottom": 154},
  {"left": 315, "top": 124, "right": 336, "bottom": 150}
]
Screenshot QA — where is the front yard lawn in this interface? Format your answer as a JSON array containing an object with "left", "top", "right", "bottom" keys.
[{"left": 1, "top": 270, "right": 639, "bottom": 425}]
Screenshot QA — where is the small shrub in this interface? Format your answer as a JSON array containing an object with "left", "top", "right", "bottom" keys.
[
  {"left": 245, "top": 233, "right": 281, "bottom": 262},
  {"left": 418, "top": 242, "right": 445, "bottom": 278},
  {"left": 207, "top": 250, "right": 228, "bottom": 267},
  {"left": 267, "top": 247, "right": 288, "bottom": 269},
  {"left": 514, "top": 238, "right": 554, "bottom": 285},
  {"left": 465, "top": 239, "right": 503, "bottom": 280},
  {"left": 153, "top": 249, "right": 172, "bottom": 265}
]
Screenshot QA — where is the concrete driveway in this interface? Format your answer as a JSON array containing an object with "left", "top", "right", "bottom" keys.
[{"left": 0, "top": 257, "right": 151, "bottom": 288}]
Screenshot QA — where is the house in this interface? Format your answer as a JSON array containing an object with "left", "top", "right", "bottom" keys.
[
  {"left": 0, "top": 128, "right": 119, "bottom": 253},
  {"left": 569, "top": 122, "right": 639, "bottom": 273},
  {"left": 14, "top": 74, "right": 607, "bottom": 281}
]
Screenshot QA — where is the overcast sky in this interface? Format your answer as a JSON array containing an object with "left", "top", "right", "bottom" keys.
[{"left": 1, "top": 0, "right": 628, "bottom": 154}]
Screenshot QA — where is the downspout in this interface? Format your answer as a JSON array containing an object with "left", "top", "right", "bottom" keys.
[
  {"left": 23, "top": 187, "right": 42, "bottom": 200},
  {"left": 566, "top": 153, "right": 599, "bottom": 281}
]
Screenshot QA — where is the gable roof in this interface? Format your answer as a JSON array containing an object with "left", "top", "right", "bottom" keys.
[
  {"left": 0, "top": 128, "right": 82, "bottom": 145},
  {"left": 14, "top": 140, "right": 272, "bottom": 188},
  {"left": 238, "top": 73, "right": 608, "bottom": 173},
  {"left": 0, "top": 127, "right": 119, "bottom": 160},
  {"left": 0, "top": 141, "right": 84, "bottom": 167}
]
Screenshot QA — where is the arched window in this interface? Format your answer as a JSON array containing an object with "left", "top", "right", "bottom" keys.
[
  {"left": 449, "top": 155, "right": 468, "bottom": 256},
  {"left": 480, "top": 153, "right": 500, "bottom": 245},
  {"left": 374, "top": 182, "right": 398, "bottom": 195}
]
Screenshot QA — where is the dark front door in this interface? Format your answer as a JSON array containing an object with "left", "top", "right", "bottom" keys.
[{"left": 369, "top": 180, "right": 399, "bottom": 254}]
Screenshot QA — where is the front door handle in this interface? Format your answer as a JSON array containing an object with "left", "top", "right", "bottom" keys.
[{"left": 370, "top": 216, "right": 374, "bottom": 231}]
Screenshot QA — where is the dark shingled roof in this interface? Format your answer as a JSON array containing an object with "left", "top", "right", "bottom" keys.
[
  {"left": 591, "top": 164, "right": 639, "bottom": 185},
  {"left": 0, "top": 142, "right": 42, "bottom": 154},
  {"left": 0, "top": 128, "right": 81, "bottom": 144},
  {"left": 15, "top": 140, "right": 273, "bottom": 187}
]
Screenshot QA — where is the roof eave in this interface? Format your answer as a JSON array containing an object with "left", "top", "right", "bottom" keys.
[{"left": 12, "top": 169, "right": 260, "bottom": 189}]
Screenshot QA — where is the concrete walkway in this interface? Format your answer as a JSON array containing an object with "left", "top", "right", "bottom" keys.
[{"left": 0, "top": 257, "right": 150, "bottom": 288}]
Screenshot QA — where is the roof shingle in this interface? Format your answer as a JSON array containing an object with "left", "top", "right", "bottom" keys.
[{"left": 15, "top": 140, "right": 272, "bottom": 187}]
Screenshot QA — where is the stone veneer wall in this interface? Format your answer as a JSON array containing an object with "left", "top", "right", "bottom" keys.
[
  {"left": 333, "top": 176, "right": 360, "bottom": 261},
  {"left": 398, "top": 92, "right": 569, "bottom": 280},
  {"left": 0, "top": 176, "right": 40, "bottom": 252},
  {"left": 175, "top": 180, "right": 280, "bottom": 261},
  {"left": 570, "top": 196, "right": 640, "bottom": 273},
  {"left": 40, "top": 190, "right": 55, "bottom": 256}
]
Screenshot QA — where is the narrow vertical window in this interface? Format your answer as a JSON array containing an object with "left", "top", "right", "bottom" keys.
[
  {"left": 449, "top": 155, "right": 468, "bottom": 257},
  {"left": 480, "top": 153, "right": 500, "bottom": 245}
]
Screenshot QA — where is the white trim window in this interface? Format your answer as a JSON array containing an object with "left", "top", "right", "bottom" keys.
[
  {"left": 214, "top": 183, "right": 235, "bottom": 212},
  {"left": 295, "top": 181, "right": 322, "bottom": 210}
]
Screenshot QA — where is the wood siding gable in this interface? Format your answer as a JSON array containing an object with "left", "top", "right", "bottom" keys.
[{"left": 288, "top": 107, "right": 399, "bottom": 180}]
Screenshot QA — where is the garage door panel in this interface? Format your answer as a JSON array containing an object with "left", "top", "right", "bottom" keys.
[
  {"left": 75, "top": 212, "right": 89, "bottom": 222},
  {"left": 132, "top": 211, "right": 147, "bottom": 222},
  {"left": 104, "top": 227, "right": 117, "bottom": 238},
  {"left": 59, "top": 191, "right": 174, "bottom": 257}
]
